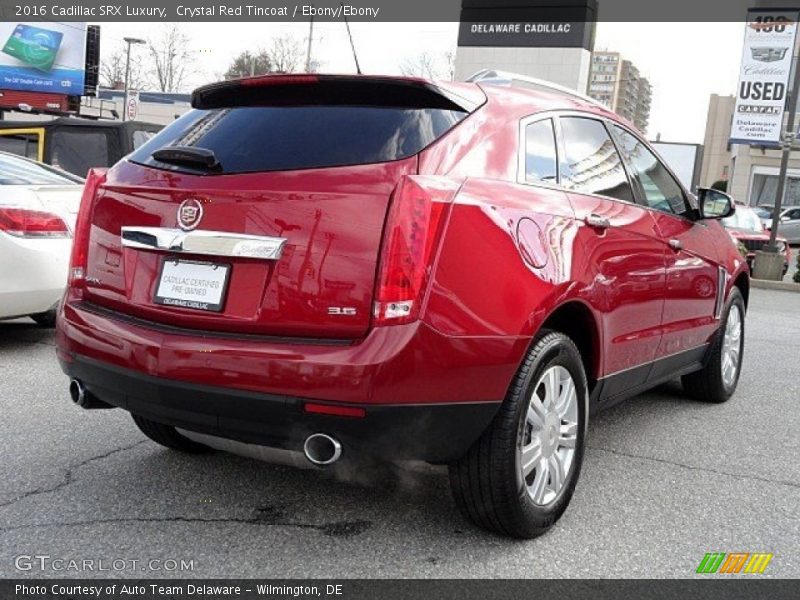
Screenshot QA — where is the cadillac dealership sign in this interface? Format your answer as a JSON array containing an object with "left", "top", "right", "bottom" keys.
[
  {"left": 730, "top": 9, "right": 800, "bottom": 145},
  {"left": 458, "top": 0, "right": 596, "bottom": 49}
]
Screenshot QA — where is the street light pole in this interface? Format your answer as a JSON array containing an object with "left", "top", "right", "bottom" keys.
[
  {"left": 767, "top": 48, "right": 800, "bottom": 251},
  {"left": 122, "top": 37, "right": 146, "bottom": 122}
]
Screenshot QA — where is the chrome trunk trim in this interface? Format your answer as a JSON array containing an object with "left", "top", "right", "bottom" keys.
[{"left": 121, "top": 226, "right": 287, "bottom": 260}]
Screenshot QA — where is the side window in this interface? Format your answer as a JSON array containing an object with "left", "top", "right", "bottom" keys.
[
  {"left": 524, "top": 118, "right": 557, "bottom": 184},
  {"left": 558, "top": 117, "right": 634, "bottom": 203},
  {"left": 0, "top": 133, "right": 40, "bottom": 160},
  {"left": 611, "top": 126, "right": 687, "bottom": 215},
  {"left": 787, "top": 208, "right": 800, "bottom": 220}
]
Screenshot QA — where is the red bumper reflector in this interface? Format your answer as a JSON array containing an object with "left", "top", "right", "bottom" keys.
[{"left": 304, "top": 403, "right": 366, "bottom": 419}]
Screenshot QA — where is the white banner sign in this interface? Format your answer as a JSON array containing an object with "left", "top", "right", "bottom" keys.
[
  {"left": 730, "top": 10, "right": 800, "bottom": 145},
  {"left": 126, "top": 89, "right": 140, "bottom": 120}
]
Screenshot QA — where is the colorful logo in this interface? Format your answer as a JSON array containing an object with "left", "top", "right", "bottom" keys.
[{"left": 696, "top": 552, "right": 773, "bottom": 574}]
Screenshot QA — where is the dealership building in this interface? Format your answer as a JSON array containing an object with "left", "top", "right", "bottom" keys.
[{"left": 701, "top": 92, "right": 800, "bottom": 209}]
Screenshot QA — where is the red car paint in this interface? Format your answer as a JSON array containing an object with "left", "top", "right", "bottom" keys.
[{"left": 56, "top": 74, "right": 750, "bottom": 460}]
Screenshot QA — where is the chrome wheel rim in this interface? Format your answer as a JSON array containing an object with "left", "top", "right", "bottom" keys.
[
  {"left": 518, "top": 365, "right": 579, "bottom": 506},
  {"left": 721, "top": 305, "right": 742, "bottom": 388}
]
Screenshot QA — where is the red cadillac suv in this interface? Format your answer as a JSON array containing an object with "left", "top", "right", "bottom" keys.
[{"left": 56, "top": 71, "right": 749, "bottom": 538}]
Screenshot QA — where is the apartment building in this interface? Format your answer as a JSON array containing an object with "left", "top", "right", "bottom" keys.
[{"left": 588, "top": 51, "right": 652, "bottom": 132}]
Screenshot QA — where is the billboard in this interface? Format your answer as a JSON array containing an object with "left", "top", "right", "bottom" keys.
[
  {"left": 730, "top": 10, "right": 800, "bottom": 146},
  {"left": 0, "top": 22, "right": 87, "bottom": 97}
]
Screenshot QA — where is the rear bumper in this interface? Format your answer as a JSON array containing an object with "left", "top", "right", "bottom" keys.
[
  {"left": 57, "top": 300, "right": 527, "bottom": 461},
  {"left": 61, "top": 354, "right": 499, "bottom": 462}
]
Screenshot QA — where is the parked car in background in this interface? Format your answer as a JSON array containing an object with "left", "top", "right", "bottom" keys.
[
  {"left": 754, "top": 204, "right": 800, "bottom": 243},
  {"left": 0, "top": 151, "right": 83, "bottom": 326},
  {"left": 753, "top": 205, "right": 775, "bottom": 230},
  {"left": 57, "top": 72, "right": 750, "bottom": 538},
  {"left": 723, "top": 205, "right": 791, "bottom": 276},
  {"left": 0, "top": 118, "right": 161, "bottom": 178},
  {"left": 774, "top": 206, "right": 800, "bottom": 243}
]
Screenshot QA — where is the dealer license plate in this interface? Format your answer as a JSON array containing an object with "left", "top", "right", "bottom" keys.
[{"left": 154, "top": 259, "right": 230, "bottom": 312}]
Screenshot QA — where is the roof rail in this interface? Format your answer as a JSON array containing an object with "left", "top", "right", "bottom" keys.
[{"left": 467, "top": 69, "right": 607, "bottom": 109}]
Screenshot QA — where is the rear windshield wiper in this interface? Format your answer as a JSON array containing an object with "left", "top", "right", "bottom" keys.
[{"left": 151, "top": 146, "right": 222, "bottom": 171}]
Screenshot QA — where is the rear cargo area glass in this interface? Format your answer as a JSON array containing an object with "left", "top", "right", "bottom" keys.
[{"left": 129, "top": 106, "right": 466, "bottom": 174}]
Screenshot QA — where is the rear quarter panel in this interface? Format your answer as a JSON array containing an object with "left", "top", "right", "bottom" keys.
[{"left": 421, "top": 177, "right": 599, "bottom": 342}]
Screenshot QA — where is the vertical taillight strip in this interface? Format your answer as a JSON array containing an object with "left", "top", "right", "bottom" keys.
[{"left": 68, "top": 168, "right": 107, "bottom": 293}]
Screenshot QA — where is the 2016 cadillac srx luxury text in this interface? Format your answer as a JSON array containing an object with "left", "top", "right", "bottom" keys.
[{"left": 56, "top": 71, "right": 749, "bottom": 538}]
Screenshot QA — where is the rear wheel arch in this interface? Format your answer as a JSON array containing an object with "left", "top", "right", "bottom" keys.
[{"left": 535, "top": 300, "right": 601, "bottom": 394}]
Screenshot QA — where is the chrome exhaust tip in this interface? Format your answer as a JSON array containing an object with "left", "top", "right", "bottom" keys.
[
  {"left": 68, "top": 379, "right": 113, "bottom": 409},
  {"left": 69, "top": 379, "right": 86, "bottom": 406},
  {"left": 303, "top": 433, "right": 342, "bottom": 466}
]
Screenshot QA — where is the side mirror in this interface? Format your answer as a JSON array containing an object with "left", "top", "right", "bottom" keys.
[
  {"left": 696, "top": 187, "right": 735, "bottom": 220},
  {"left": 781, "top": 215, "right": 790, "bottom": 222}
]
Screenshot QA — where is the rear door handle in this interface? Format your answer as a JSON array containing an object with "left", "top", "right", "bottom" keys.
[
  {"left": 585, "top": 214, "right": 610, "bottom": 229},
  {"left": 668, "top": 239, "right": 683, "bottom": 251}
]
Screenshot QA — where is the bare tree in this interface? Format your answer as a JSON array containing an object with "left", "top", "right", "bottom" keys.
[
  {"left": 224, "top": 50, "right": 273, "bottom": 79},
  {"left": 265, "top": 36, "right": 303, "bottom": 73},
  {"left": 400, "top": 52, "right": 453, "bottom": 80},
  {"left": 100, "top": 45, "right": 148, "bottom": 90},
  {"left": 147, "top": 25, "right": 194, "bottom": 92}
]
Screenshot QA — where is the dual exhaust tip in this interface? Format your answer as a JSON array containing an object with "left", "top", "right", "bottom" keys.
[{"left": 70, "top": 379, "right": 342, "bottom": 465}]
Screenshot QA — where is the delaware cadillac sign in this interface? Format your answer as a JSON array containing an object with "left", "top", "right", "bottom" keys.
[
  {"left": 458, "top": 0, "right": 595, "bottom": 50},
  {"left": 730, "top": 9, "right": 800, "bottom": 145}
]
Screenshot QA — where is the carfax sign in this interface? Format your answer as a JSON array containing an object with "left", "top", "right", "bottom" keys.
[
  {"left": 730, "top": 10, "right": 800, "bottom": 145},
  {"left": 0, "top": 21, "right": 87, "bottom": 96}
]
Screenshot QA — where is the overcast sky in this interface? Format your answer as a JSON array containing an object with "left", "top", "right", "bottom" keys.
[{"left": 96, "top": 21, "right": 745, "bottom": 143}]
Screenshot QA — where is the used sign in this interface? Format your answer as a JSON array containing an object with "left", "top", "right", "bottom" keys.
[{"left": 730, "top": 10, "right": 800, "bottom": 145}]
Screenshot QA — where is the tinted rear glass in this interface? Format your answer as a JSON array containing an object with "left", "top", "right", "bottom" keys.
[
  {"left": 0, "top": 152, "right": 81, "bottom": 185},
  {"left": 129, "top": 106, "right": 466, "bottom": 175}
]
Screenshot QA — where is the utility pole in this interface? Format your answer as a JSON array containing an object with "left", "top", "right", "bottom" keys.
[
  {"left": 122, "top": 37, "right": 146, "bottom": 122},
  {"left": 305, "top": 10, "right": 315, "bottom": 72}
]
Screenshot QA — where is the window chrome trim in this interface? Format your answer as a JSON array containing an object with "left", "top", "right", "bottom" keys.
[
  {"left": 120, "top": 227, "right": 287, "bottom": 260},
  {"left": 515, "top": 109, "right": 699, "bottom": 223}
]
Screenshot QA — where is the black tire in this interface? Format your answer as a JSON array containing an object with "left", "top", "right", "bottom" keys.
[
  {"left": 449, "top": 330, "right": 588, "bottom": 538},
  {"left": 131, "top": 414, "right": 213, "bottom": 453},
  {"left": 681, "top": 287, "right": 745, "bottom": 403},
  {"left": 30, "top": 309, "right": 57, "bottom": 328}
]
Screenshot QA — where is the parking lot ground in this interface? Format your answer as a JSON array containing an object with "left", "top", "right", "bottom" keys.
[{"left": 1, "top": 288, "right": 798, "bottom": 578}]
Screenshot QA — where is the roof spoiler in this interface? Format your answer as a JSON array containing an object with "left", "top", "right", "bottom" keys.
[{"left": 191, "top": 74, "right": 483, "bottom": 112}]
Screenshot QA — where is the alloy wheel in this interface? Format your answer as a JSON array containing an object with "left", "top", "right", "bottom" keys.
[
  {"left": 518, "top": 365, "right": 579, "bottom": 506},
  {"left": 721, "top": 304, "right": 743, "bottom": 388}
]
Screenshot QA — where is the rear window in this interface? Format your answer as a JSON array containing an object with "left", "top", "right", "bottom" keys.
[
  {"left": 129, "top": 106, "right": 466, "bottom": 175},
  {"left": 0, "top": 152, "right": 81, "bottom": 185}
]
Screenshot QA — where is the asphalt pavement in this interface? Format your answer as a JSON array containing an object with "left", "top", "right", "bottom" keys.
[{"left": 1, "top": 288, "right": 798, "bottom": 578}]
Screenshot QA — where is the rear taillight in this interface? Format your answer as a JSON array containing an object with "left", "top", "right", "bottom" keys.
[
  {"left": 373, "top": 177, "right": 457, "bottom": 326},
  {"left": 0, "top": 207, "right": 69, "bottom": 238},
  {"left": 68, "top": 168, "right": 107, "bottom": 289}
]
